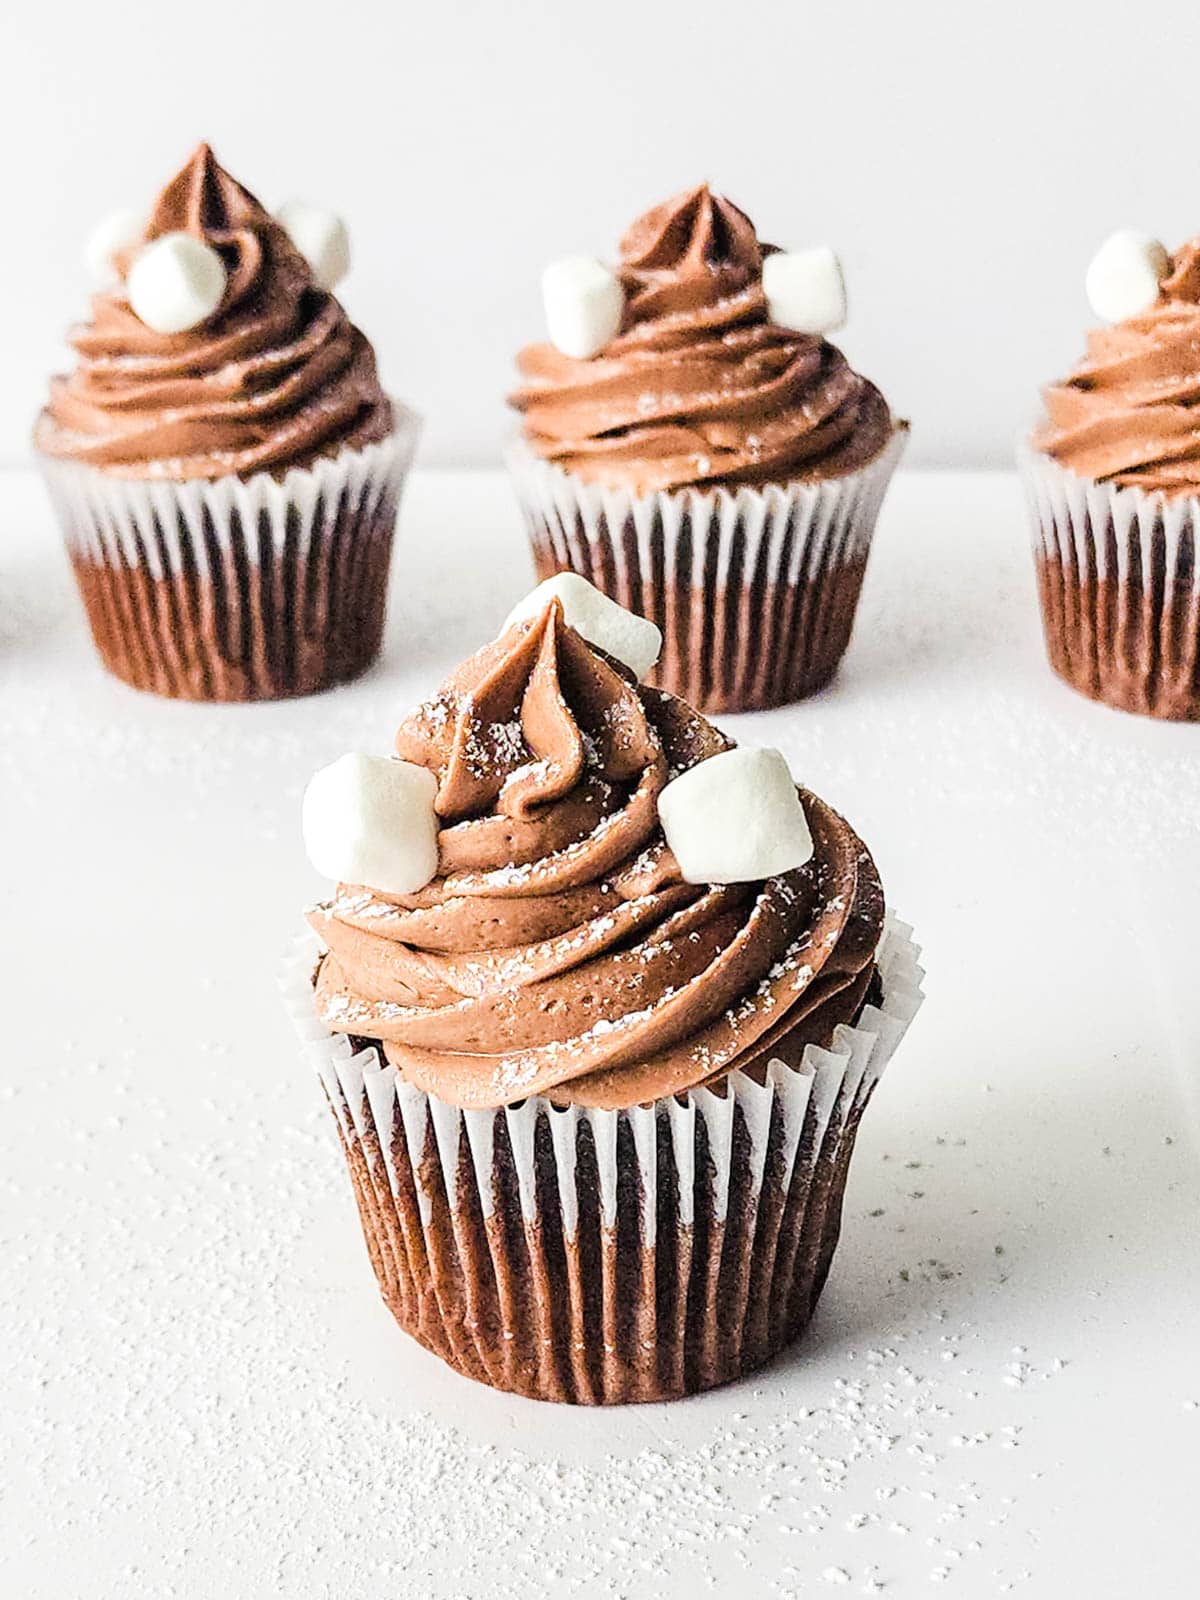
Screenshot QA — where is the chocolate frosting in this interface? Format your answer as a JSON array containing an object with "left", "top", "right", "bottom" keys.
[
  {"left": 1037, "top": 239, "right": 1200, "bottom": 494},
  {"left": 308, "top": 601, "right": 884, "bottom": 1111},
  {"left": 35, "top": 145, "right": 393, "bottom": 480},
  {"left": 510, "top": 184, "right": 895, "bottom": 495}
]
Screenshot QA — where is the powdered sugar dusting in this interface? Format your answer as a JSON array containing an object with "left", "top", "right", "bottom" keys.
[
  {"left": 3, "top": 1048, "right": 1088, "bottom": 1597},
  {"left": 6, "top": 465, "right": 1200, "bottom": 1597}
]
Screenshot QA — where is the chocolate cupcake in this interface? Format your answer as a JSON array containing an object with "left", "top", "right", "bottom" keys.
[
  {"left": 35, "top": 145, "right": 419, "bottom": 702},
  {"left": 283, "top": 576, "right": 922, "bottom": 1404},
  {"left": 1022, "top": 229, "right": 1200, "bottom": 719},
  {"left": 507, "top": 186, "right": 906, "bottom": 713}
]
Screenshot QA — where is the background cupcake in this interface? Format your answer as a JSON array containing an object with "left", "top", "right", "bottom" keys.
[
  {"left": 35, "top": 144, "right": 419, "bottom": 702},
  {"left": 508, "top": 185, "right": 906, "bottom": 713},
  {"left": 285, "top": 576, "right": 922, "bottom": 1404},
  {"left": 1021, "top": 229, "right": 1200, "bottom": 720}
]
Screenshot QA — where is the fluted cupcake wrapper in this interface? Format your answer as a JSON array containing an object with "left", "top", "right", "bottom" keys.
[
  {"left": 1018, "top": 442, "right": 1200, "bottom": 721},
  {"left": 506, "top": 431, "right": 906, "bottom": 714},
  {"left": 280, "top": 917, "right": 923, "bottom": 1405},
  {"left": 37, "top": 406, "right": 420, "bottom": 702}
]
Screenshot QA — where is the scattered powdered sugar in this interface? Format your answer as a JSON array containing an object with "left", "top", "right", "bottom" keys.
[
  {"left": 336, "top": 895, "right": 403, "bottom": 923},
  {"left": 495, "top": 990, "right": 681, "bottom": 1091},
  {"left": 421, "top": 695, "right": 455, "bottom": 730},
  {"left": 6, "top": 469, "right": 1196, "bottom": 1597},
  {"left": 489, "top": 719, "right": 527, "bottom": 768},
  {"left": 465, "top": 795, "right": 639, "bottom": 893},
  {"left": 501, "top": 757, "right": 558, "bottom": 797},
  {"left": 479, "top": 858, "right": 540, "bottom": 889},
  {"left": 3, "top": 1043, "right": 1078, "bottom": 1597}
]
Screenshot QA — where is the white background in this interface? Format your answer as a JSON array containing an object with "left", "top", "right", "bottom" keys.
[{"left": 8, "top": 0, "right": 1200, "bottom": 472}]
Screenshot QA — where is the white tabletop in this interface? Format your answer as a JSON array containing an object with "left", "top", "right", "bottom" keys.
[{"left": 3, "top": 467, "right": 1198, "bottom": 1600}]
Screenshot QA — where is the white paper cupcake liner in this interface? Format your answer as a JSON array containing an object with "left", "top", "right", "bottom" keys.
[
  {"left": 37, "top": 403, "right": 421, "bottom": 702},
  {"left": 281, "top": 916, "right": 923, "bottom": 1404},
  {"left": 506, "top": 429, "right": 906, "bottom": 713},
  {"left": 1018, "top": 441, "right": 1200, "bottom": 719}
]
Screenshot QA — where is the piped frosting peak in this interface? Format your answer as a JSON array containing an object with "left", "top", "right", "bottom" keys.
[
  {"left": 309, "top": 602, "right": 884, "bottom": 1110},
  {"left": 511, "top": 184, "right": 895, "bottom": 494},
  {"left": 36, "top": 144, "right": 392, "bottom": 480}
]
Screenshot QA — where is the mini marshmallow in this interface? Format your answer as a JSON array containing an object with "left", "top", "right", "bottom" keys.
[
  {"left": 1085, "top": 229, "right": 1169, "bottom": 324},
  {"left": 276, "top": 199, "right": 351, "bottom": 290},
  {"left": 658, "top": 747, "right": 814, "bottom": 886},
  {"left": 503, "top": 573, "right": 662, "bottom": 679},
  {"left": 762, "top": 247, "right": 847, "bottom": 335},
  {"left": 126, "top": 233, "right": 227, "bottom": 334},
  {"left": 542, "top": 256, "right": 624, "bottom": 359},
  {"left": 84, "top": 209, "right": 143, "bottom": 287},
  {"left": 303, "top": 753, "right": 439, "bottom": 895}
]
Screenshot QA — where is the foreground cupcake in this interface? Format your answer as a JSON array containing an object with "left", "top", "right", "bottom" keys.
[
  {"left": 507, "top": 186, "right": 906, "bottom": 713},
  {"left": 283, "top": 574, "right": 922, "bottom": 1403},
  {"left": 1022, "top": 228, "right": 1200, "bottom": 719},
  {"left": 35, "top": 144, "right": 419, "bottom": 701}
]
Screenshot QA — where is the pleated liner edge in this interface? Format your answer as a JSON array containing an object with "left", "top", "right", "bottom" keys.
[
  {"left": 280, "top": 916, "right": 923, "bottom": 1405},
  {"left": 37, "top": 406, "right": 421, "bottom": 702},
  {"left": 1019, "top": 442, "right": 1200, "bottom": 721},
  {"left": 506, "top": 430, "right": 906, "bottom": 715}
]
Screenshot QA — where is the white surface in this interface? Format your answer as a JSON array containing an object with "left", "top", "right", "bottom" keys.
[
  {"left": 10, "top": 0, "right": 1200, "bottom": 472},
  {"left": 2, "top": 467, "right": 1199, "bottom": 1600}
]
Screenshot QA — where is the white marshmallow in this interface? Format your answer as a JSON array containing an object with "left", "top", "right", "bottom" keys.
[
  {"left": 276, "top": 199, "right": 351, "bottom": 290},
  {"left": 126, "top": 233, "right": 227, "bottom": 334},
  {"left": 1085, "top": 229, "right": 1169, "bottom": 324},
  {"left": 503, "top": 573, "right": 662, "bottom": 679},
  {"left": 658, "top": 747, "right": 814, "bottom": 885},
  {"left": 302, "top": 754, "right": 439, "bottom": 895},
  {"left": 542, "top": 256, "right": 624, "bottom": 359},
  {"left": 762, "top": 247, "right": 847, "bottom": 335},
  {"left": 84, "top": 209, "right": 143, "bottom": 287}
]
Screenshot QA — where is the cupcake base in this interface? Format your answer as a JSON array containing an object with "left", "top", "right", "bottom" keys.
[
  {"left": 507, "top": 432, "right": 906, "bottom": 715},
  {"left": 1021, "top": 444, "right": 1200, "bottom": 720},
  {"left": 526, "top": 517, "right": 872, "bottom": 712},
  {"left": 283, "top": 918, "right": 923, "bottom": 1406},
  {"left": 39, "top": 414, "right": 419, "bottom": 702}
]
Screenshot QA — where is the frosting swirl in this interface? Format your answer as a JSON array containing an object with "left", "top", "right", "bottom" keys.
[
  {"left": 35, "top": 144, "right": 393, "bottom": 480},
  {"left": 308, "top": 602, "right": 884, "bottom": 1111},
  {"left": 510, "top": 184, "right": 895, "bottom": 495},
  {"left": 1036, "top": 239, "right": 1200, "bottom": 495}
]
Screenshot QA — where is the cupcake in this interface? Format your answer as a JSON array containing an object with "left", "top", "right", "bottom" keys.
[
  {"left": 283, "top": 574, "right": 922, "bottom": 1404},
  {"left": 1022, "top": 228, "right": 1200, "bottom": 719},
  {"left": 35, "top": 144, "right": 419, "bottom": 702},
  {"left": 507, "top": 185, "right": 906, "bottom": 713}
]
